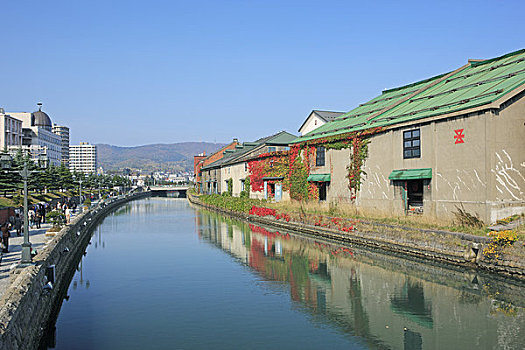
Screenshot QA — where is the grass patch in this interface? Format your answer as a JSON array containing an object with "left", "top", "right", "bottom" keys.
[
  {"left": 0, "top": 197, "right": 15, "bottom": 208},
  {"left": 268, "top": 200, "right": 490, "bottom": 236}
]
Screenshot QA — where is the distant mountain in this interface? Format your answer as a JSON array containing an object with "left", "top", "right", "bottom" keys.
[{"left": 96, "top": 142, "right": 226, "bottom": 173}]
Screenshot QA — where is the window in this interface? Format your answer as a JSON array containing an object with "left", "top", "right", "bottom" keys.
[
  {"left": 268, "top": 146, "right": 276, "bottom": 153},
  {"left": 403, "top": 129, "right": 420, "bottom": 159},
  {"left": 316, "top": 146, "right": 325, "bottom": 166},
  {"left": 244, "top": 162, "right": 248, "bottom": 171}
]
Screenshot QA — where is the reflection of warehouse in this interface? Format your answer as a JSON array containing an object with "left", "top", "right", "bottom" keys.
[
  {"left": 196, "top": 211, "right": 524, "bottom": 349},
  {"left": 294, "top": 50, "right": 525, "bottom": 223}
]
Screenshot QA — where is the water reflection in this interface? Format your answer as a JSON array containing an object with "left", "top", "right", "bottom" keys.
[{"left": 196, "top": 209, "right": 525, "bottom": 350}]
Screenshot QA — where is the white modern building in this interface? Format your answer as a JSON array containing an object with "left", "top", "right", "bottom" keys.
[
  {"left": 52, "top": 124, "right": 70, "bottom": 167},
  {"left": 69, "top": 142, "right": 97, "bottom": 174},
  {"left": 8, "top": 107, "right": 63, "bottom": 166},
  {"left": 0, "top": 108, "right": 23, "bottom": 149}
]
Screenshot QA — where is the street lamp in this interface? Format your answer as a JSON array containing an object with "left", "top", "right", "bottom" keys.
[
  {"left": 0, "top": 153, "right": 48, "bottom": 264},
  {"left": 73, "top": 175, "right": 84, "bottom": 213}
]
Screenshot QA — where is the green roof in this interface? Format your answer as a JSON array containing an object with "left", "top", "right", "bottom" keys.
[
  {"left": 388, "top": 168, "right": 432, "bottom": 180},
  {"left": 259, "top": 130, "right": 298, "bottom": 145},
  {"left": 294, "top": 49, "right": 525, "bottom": 143},
  {"left": 307, "top": 173, "right": 331, "bottom": 182},
  {"left": 202, "top": 131, "right": 297, "bottom": 170}
]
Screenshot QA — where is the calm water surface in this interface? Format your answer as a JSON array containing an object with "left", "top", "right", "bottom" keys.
[{"left": 48, "top": 198, "right": 525, "bottom": 349}]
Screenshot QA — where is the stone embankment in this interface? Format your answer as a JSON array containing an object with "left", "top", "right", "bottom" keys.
[
  {"left": 0, "top": 191, "right": 151, "bottom": 350},
  {"left": 188, "top": 193, "right": 524, "bottom": 281}
]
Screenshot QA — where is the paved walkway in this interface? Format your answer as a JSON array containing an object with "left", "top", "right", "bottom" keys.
[{"left": 0, "top": 215, "right": 79, "bottom": 299}]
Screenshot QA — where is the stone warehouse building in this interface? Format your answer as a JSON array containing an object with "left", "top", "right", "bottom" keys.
[
  {"left": 293, "top": 49, "right": 525, "bottom": 223},
  {"left": 200, "top": 131, "right": 296, "bottom": 197},
  {"left": 194, "top": 139, "right": 240, "bottom": 194}
]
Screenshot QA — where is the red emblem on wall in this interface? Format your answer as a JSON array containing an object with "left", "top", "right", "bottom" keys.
[{"left": 454, "top": 129, "right": 465, "bottom": 144}]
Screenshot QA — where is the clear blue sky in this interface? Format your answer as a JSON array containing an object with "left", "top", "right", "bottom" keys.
[{"left": 1, "top": 0, "right": 523, "bottom": 146}]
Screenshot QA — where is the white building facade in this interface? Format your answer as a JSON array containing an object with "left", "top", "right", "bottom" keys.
[
  {"left": 0, "top": 109, "right": 23, "bottom": 149},
  {"left": 52, "top": 124, "right": 70, "bottom": 167},
  {"left": 69, "top": 142, "right": 97, "bottom": 173}
]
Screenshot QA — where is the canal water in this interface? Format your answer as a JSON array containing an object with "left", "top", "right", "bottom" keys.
[{"left": 46, "top": 198, "right": 524, "bottom": 349}]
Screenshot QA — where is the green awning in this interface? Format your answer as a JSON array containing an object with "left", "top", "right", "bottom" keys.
[
  {"left": 307, "top": 174, "right": 331, "bottom": 182},
  {"left": 388, "top": 168, "right": 432, "bottom": 180}
]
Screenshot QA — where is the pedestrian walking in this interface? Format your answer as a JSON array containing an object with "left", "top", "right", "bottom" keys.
[
  {"left": 65, "top": 208, "right": 71, "bottom": 224},
  {"left": 1, "top": 222, "right": 11, "bottom": 253},
  {"left": 29, "top": 209, "right": 35, "bottom": 228},
  {"left": 40, "top": 205, "right": 46, "bottom": 224},
  {"left": 35, "top": 211, "right": 42, "bottom": 229},
  {"left": 14, "top": 213, "right": 22, "bottom": 237}
]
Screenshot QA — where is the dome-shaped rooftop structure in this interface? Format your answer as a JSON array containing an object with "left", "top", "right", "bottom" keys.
[{"left": 31, "top": 105, "right": 52, "bottom": 131}]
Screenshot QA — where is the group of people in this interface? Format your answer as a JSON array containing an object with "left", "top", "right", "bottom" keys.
[
  {"left": 28, "top": 203, "right": 47, "bottom": 229},
  {"left": 0, "top": 198, "right": 81, "bottom": 254},
  {"left": 55, "top": 200, "right": 77, "bottom": 224}
]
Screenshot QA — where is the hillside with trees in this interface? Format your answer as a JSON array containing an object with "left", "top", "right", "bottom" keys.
[{"left": 97, "top": 142, "right": 225, "bottom": 173}]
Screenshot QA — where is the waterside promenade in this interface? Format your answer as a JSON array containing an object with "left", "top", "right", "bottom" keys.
[{"left": 0, "top": 223, "right": 53, "bottom": 298}]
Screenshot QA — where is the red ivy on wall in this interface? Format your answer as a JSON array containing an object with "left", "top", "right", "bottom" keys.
[
  {"left": 308, "top": 183, "right": 319, "bottom": 200},
  {"left": 244, "top": 127, "right": 384, "bottom": 200},
  {"left": 248, "top": 152, "right": 289, "bottom": 193}
]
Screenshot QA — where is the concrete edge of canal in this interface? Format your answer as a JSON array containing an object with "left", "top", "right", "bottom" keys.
[
  {"left": 187, "top": 193, "right": 525, "bottom": 282},
  {"left": 0, "top": 191, "right": 152, "bottom": 350}
]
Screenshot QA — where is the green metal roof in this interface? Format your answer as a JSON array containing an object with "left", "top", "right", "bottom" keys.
[
  {"left": 263, "top": 131, "right": 298, "bottom": 145},
  {"left": 388, "top": 168, "right": 432, "bottom": 180},
  {"left": 307, "top": 173, "right": 331, "bottom": 182},
  {"left": 294, "top": 49, "right": 525, "bottom": 143},
  {"left": 202, "top": 131, "right": 297, "bottom": 170}
]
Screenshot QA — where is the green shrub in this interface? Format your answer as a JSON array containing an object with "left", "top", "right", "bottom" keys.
[
  {"left": 200, "top": 194, "right": 265, "bottom": 214},
  {"left": 47, "top": 211, "right": 66, "bottom": 228}
]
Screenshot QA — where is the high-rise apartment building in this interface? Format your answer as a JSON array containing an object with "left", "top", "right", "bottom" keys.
[
  {"left": 69, "top": 142, "right": 97, "bottom": 174},
  {"left": 52, "top": 124, "right": 70, "bottom": 167}
]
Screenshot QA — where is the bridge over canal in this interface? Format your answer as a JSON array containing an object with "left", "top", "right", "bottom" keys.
[{"left": 149, "top": 185, "right": 189, "bottom": 198}]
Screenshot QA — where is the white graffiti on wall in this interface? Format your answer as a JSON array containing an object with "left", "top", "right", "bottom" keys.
[
  {"left": 362, "top": 165, "right": 390, "bottom": 199},
  {"left": 491, "top": 150, "right": 525, "bottom": 201},
  {"left": 436, "top": 169, "right": 487, "bottom": 201}
]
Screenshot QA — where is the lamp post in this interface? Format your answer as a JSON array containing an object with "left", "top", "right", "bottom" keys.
[
  {"left": 98, "top": 177, "right": 101, "bottom": 200},
  {"left": 74, "top": 175, "right": 84, "bottom": 213},
  {"left": 0, "top": 153, "right": 48, "bottom": 264}
]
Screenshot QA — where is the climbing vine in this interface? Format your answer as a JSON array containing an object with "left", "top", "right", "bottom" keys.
[
  {"left": 289, "top": 155, "right": 308, "bottom": 200},
  {"left": 244, "top": 127, "right": 382, "bottom": 202},
  {"left": 240, "top": 177, "right": 250, "bottom": 198},
  {"left": 308, "top": 183, "right": 319, "bottom": 200},
  {"left": 226, "top": 178, "right": 233, "bottom": 196},
  {"left": 248, "top": 152, "right": 289, "bottom": 192},
  {"left": 347, "top": 137, "right": 370, "bottom": 201}
]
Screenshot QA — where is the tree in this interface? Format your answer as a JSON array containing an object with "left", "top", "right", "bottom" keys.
[
  {"left": 0, "top": 150, "right": 19, "bottom": 195},
  {"left": 57, "top": 163, "right": 74, "bottom": 191}
]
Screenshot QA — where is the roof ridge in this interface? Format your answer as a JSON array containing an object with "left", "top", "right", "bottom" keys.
[
  {"left": 382, "top": 71, "right": 450, "bottom": 94},
  {"left": 470, "top": 48, "right": 525, "bottom": 67}
]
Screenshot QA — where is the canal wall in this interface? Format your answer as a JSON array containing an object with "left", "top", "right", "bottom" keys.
[
  {"left": 0, "top": 191, "right": 151, "bottom": 350},
  {"left": 187, "top": 193, "right": 525, "bottom": 281}
]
